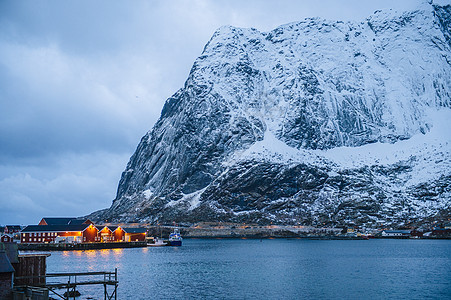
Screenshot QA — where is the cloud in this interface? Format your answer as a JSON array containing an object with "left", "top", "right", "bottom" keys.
[
  {"left": 0, "top": 41, "right": 161, "bottom": 160},
  {"left": 0, "top": 151, "right": 129, "bottom": 224}
]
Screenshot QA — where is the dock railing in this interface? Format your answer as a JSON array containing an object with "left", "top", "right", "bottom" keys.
[{"left": 14, "top": 268, "right": 118, "bottom": 300}]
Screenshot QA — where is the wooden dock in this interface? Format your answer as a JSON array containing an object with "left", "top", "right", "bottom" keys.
[
  {"left": 15, "top": 269, "right": 118, "bottom": 300},
  {"left": 18, "top": 241, "right": 147, "bottom": 251}
]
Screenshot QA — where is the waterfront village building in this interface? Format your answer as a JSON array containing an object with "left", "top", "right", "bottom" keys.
[
  {"left": 380, "top": 230, "right": 411, "bottom": 237},
  {"left": 4, "top": 226, "right": 21, "bottom": 234},
  {"left": 21, "top": 217, "right": 146, "bottom": 244},
  {"left": 1, "top": 234, "right": 14, "bottom": 243}
]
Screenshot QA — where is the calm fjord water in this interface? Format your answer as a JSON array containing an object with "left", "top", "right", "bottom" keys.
[{"left": 46, "top": 239, "right": 450, "bottom": 299}]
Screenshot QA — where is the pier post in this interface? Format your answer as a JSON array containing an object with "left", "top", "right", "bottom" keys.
[{"left": 115, "top": 268, "right": 118, "bottom": 300}]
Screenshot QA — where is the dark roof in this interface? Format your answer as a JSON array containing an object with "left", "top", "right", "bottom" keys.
[
  {"left": 96, "top": 225, "right": 111, "bottom": 231},
  {"left": 96, "top": 225, "right": 122, "bottom": 232},
  {"left": 21, "top": 224, "right": 90, "bottom": 232},
  {"left": 108, "top": 226, "right": 119, "bottom": 232},
  {"left": 1, "top": 242, "right": 18, "bottom": 264},
  {"left": 5, "top": 225, "right": 21, "bottom": 229},
  {"left": 69, "top": 219, "right": 91, "bottom": 225},
  {"left": 41, "top": 218, "right": 76, "bottom": 225},
  {"left": 123, "top": 227, "right": 147, "bottom": 234},
  {"left": 0, "top": 251, "right": 14, "bottom": 273}
]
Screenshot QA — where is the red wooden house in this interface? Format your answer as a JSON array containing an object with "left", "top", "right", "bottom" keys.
[
  {"left": 123, "top": 228, "right": 147, "bottom": 242},
  {"left": 1, "top": 234, "right": 13, "bottom": 243},
  {"left": 95, "top": 226, "right": 146, "bottom": 242},
  {"left": 20, "top": 217, "right": 147, "bottom": 244},
  {"left": 97, "top": 226, "right": 115, "bottom": 242},
  {"left": 4, "top": 226, "right": 21, "bottom": 234},
  {"left": 21, "top": 224, "right": 99, "bottom": 243}
]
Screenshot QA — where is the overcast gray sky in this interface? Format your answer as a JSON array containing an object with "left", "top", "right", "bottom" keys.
[{"left": 0, "top": 0, "right": 446, "bottom": 225}]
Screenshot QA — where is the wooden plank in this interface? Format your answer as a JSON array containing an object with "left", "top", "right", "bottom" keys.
[
  {"left": 46, "top": 271, "right": 115, "bottom": 276},
  {"left": 45, "top": 280, "right": 118, "bottom": 288}
]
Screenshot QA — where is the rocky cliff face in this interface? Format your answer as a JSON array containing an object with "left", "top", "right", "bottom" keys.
[{"left": 92, "top": 3, "right": 451, "bottom": 227}]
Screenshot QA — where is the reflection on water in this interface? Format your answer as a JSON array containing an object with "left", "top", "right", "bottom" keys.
[
  {"left": 99, "top": 249, "right": 109, "bottom": 257},
  {"left": 46, "top": 239, "right": 451, "bottom": 300},
  {"left": 85, "top": 250, "right": 96, "bottom": 258}
]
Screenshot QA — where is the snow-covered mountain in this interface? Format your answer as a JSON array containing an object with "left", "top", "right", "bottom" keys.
[{"left": 92, "top": 3, "right": 451, "bottom": 227}]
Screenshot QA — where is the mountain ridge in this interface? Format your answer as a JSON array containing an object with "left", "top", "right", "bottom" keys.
[{"left": 90, "top": 3, "right": 451, "bottom": 227}]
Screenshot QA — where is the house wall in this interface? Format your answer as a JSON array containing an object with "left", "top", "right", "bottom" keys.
[
  {"left": 0, "top": 273, "right": 13, "bottom": 300},
  {"left": 99, "top": 228, "right": 114, "bottom": 242},
  {"left": 58, "top": 231, "right": 82, "bottom": 237},
  {"left": 21, "top": 232, "right": 58, "bottom": 243},
  {"left": 14, "top": 255, "right": 47, "bottom": 286},
  {"left": 114, "top": 228, "right": 125, "bottom": 242},
  {"left": 126, "top": 233, "right": 146, "bottom": 242},
  {"left": 5, "top": 227, "right": 20, "bottom": 234},
  {"left": 83, "top": 226, "right": 99, "bottom": 242},
  {"left": 21, "top": 231, "right": 82, "bottom": 243},
  {"left": 1, "top": 235, "right": 13, "bottom": 243}
]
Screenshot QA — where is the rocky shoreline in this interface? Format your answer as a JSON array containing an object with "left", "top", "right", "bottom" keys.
[{"left": 145, "top": 223, "right": 451, "bottom": 239}]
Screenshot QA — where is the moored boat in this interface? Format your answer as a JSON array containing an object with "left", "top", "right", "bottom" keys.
[
  {"left": 168, "top": 229, "right": 182, "bottom": 246},
  {"left": 147, "top": 237, "right": 167, "bottom": 247}
]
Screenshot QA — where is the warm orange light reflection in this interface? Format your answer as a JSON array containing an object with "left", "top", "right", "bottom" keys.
[
  {"left": 85, "top": 250, "right": 96, "bottom": 258},
  {"left": 112, "top": 248, "right": 124, "bottom": 257},
  {"left": 100, "top": 249, "right": 110, "bottom": 256}
]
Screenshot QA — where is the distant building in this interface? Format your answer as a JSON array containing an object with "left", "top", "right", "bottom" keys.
[
  {"left": 38, "top": 217, "right": 94, "bottom": 226},
  {"left": 123, "top": 228, "right": 147, "bottom": 242},
  {"left": 97, "top": 226, "right": 117, "bottom": 242},
  {"left": 381, "top": 230, "right": 411, "bottom": 237},
  {"left": 4, "top": 226, "right": 21, "bottom": 234},
  {"left": 20, "top": 217, "right": 147, "bottom": 244},
  {"left": 21, "top": 224, "right": 99, "bottom": 243},
  {"left": 1, "top": 234, "right": 13, "bottom": 243},
  {"left": 96, "top": 226, "right": 146, "bottom": 242},
  {"left": 431, "top": 228, "right": 451, "bottom": 238},
  {"left": 410, "top": 230, "right": 423, "bottom": 238}
]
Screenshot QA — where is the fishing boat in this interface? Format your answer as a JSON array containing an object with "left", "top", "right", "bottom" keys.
[
  {"left": 168, "top": 228, "right": 182, "bottom": 246},
  {"left": 147, "top": 237, "right": 167, "bottom": 247}
]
